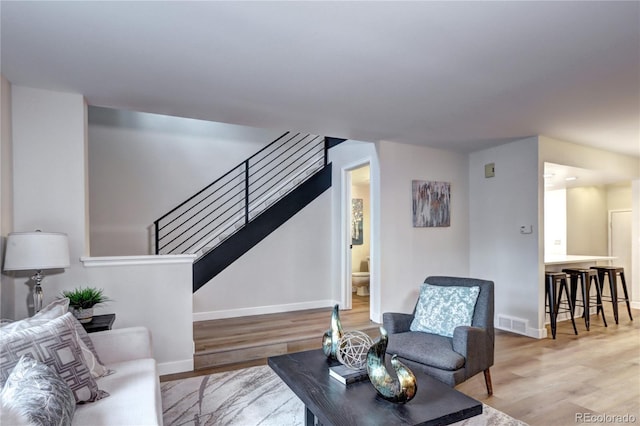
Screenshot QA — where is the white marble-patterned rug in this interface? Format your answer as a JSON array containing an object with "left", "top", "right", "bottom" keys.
[{"left": 161, "top": 365, "right": 527, "bottom": 426}]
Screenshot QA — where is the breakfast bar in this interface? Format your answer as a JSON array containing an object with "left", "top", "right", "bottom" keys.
[{"left": 544, "top": 255, "right": 615, "bottom": 269}]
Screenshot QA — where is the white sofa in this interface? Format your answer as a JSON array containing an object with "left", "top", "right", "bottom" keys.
[{"left": 73, "top": 327, "right": 163, "bottom": 426}]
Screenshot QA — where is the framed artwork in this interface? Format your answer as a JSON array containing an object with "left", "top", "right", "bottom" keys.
[
  {"left": 412, "top": 180, "right": 450, "bottom": 227},
  {"left": 352, "top": 198, "right": 364, "bottom": 245}
]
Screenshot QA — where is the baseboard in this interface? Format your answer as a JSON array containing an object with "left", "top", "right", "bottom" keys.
[
  {"left": 158, "top": 358, "right": 194, "bottom": 376},
  {"left": 631, "top": 301, "right": 640, "bottom": 310},
  {"left": 193, "top": 299, "right": 341, "bottom": 322},
  {"left": 495, "top": 324, "right": 545, "bottom": 339}
]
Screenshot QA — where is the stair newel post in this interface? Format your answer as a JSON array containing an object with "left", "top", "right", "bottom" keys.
[
  {"left": 153, "top": 220, "right": 160, "bottom": 255},
  {"left": 244, "top": 160, "right": 250, "bottom": 225}
]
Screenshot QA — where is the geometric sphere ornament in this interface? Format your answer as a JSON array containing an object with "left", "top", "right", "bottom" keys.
[{"left": 336, "top": 330, "right": 375, "bottom": 370}]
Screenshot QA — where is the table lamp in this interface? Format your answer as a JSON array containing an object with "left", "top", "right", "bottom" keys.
[{"left": 3, "top": 231, "right": 70, "bottom": 313}]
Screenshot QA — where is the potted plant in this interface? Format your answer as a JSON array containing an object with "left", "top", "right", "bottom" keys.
[{"left": 61, "top": 287, "right": 110, "bottom": 323}]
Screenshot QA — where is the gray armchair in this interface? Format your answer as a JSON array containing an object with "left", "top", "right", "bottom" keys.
[{"left": 383, "top": 276, "right": 494, "bottom": 395}]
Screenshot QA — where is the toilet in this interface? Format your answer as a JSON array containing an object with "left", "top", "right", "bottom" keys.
[{"left": 352, "top": 257, "right": 370, "bottom": 296}]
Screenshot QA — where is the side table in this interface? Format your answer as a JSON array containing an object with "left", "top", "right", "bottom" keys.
[{"left": 81, "top": 313, "right": 116, "bottom": 333}]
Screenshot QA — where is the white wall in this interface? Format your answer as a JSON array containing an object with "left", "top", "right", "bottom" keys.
[
  {"left": 11, "top": 86, "right": 89, "bottom": 319},
  {"left": 632, "top": 180, "right": 640, "bottom": 309},
  {"left": 379, "top": 141, "right": 470, "bottom": 316},
  {"left": 445, "top": 136, "right": 635, "bottom": 340},
  {"left": 193, "top": 191, "right": 334, "bottom": 320},
  {"left": 544, "top": 189, "right": 567, "bottom": 256},
  {"left": 607, "top": 182, "right": 632, "bottom": 211},
  {"left": 9, "top": 86, "right": 193, "bottom": 374},
  {"left": 566, "top": 186, "right": 608, "bottom": 255},
  {"left": 0, "top": 75, "right": 14, "bottom": 319},
  {"left": 81, "top": 256, "right": 194, "bottom": 374},
  {"left": 470, "top": 137, "right": 541, "bottom": 337},
  {"left": 88, "top": 107, "right": 283, "bottom": 256}
]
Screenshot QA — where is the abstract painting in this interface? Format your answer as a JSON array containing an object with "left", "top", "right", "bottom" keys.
[
  {"left": 412, "top": 180, "right": 450, "bottom": 227},
  {"left": 352, "top": 198, "right": 363, "bottom": 245}
]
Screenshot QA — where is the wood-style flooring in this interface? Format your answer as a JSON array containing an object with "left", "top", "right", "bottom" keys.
[
  {"left": 162, "top": 297, "right": 639, "bottom": 426},
  {"left": 190, "top": 294, "right": 376, "bottom": 372}
]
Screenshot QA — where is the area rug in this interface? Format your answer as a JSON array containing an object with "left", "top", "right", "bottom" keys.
[{"left": 161, "top": 365, "right": 527, "bottom": 426}]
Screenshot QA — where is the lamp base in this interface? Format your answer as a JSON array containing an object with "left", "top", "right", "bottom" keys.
[
  {"left": 31, "top": 270, "right": 44, "bottom": 313},
  {"left": 33, "top": 284, "right": 43, "bottom": 313}
]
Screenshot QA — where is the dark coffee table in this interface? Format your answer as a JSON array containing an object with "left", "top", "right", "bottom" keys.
[{"left": 268, "top": 349, "right": 482, "bottom": 426}]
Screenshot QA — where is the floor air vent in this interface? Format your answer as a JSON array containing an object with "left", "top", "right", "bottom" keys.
[{"left": 497, "top": 314, "right": 528, "bottom": 334}]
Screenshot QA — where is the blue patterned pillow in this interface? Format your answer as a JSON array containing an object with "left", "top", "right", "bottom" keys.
[{"left": 410, "top": 283, "right": 480, "bottom": 337}]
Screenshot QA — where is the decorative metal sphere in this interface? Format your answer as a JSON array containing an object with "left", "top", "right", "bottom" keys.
[{"left": 336, "top": 330, "right": 375, "bottom": 370}]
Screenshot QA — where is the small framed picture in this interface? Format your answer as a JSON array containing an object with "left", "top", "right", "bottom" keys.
[{"left": 412, "top": 180, "right": 450, "bottom": 227}]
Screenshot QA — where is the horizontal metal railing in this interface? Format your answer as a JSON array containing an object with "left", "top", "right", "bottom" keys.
[{"left": 153, "top": 131, "right": 325, "bottom": 256}]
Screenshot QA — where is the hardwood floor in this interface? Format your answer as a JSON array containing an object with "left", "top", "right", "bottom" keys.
[
  {"left": 458, "top": 306, "right": 639, "bottom": 425},
  {"left": 189, "top": 294, "right": 374, "bottom": 372},
  {"left": 162, "top": 300, "right": 639, "bottom": 426}
]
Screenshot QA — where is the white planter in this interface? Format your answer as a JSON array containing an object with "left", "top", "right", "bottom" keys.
[{"left": 71, "top": 307, "right": 94, "bottom": 323}]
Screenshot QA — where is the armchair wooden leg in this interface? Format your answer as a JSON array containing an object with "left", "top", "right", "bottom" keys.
[{"left": 483, "top": 368, "right": 493, "bottom": 396}]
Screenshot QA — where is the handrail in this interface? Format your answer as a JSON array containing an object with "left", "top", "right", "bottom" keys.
[
  {"left": 155, "top": 131, "right": 289, "bottom": 226},
  {"left": 153, "top": 131, "right": 327, "bottom": 255}
]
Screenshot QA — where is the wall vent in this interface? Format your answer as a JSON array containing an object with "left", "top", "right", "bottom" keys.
[{"left": 497, "top": 314, "right": 528, "bottom": 335}]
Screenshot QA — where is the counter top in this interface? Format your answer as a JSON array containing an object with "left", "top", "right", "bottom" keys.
[{"left": 544, "top": 255, "right": 616, "bottom": 265}]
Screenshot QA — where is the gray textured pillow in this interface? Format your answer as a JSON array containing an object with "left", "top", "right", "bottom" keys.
[
  {"left": 410, "top": 283, "right": 480, "bottom": 337},
  {"left": 0, "top": 299, "right": 111, "bottom": 378},
  {"left": 1, "top": 355, "right": 75, "bottom": 426},
  {"left": 0, "top": 312, "right": 108, "bottom": 403}
]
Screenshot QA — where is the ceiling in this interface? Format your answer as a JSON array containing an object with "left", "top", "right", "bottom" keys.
[
  {"left": 543, "top": 162, "right": 631, "bottom": 191},
  {"left": 2, "top": 1, "right": 639, "bottom": 157}
]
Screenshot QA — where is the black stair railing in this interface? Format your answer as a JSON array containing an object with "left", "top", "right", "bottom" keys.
[{"left": 153, "top": 131, "right": 326, "bottom": 256}]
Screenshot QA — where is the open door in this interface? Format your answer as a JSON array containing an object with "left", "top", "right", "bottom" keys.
[{"left": 342, "top": 163, "right": 371, "bottom": 317}]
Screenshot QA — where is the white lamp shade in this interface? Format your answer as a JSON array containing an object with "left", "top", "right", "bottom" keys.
[{"left": 3, "top": 232, "right": 70, "bottom": 271}]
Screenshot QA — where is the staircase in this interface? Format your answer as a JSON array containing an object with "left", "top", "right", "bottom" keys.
[{"left": 153, "top": 131, "right": 345, "bottom": 291}]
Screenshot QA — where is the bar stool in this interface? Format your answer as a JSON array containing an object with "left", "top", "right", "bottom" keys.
[
  {"left": 562, "top": 268, "right": 607, "bottom": 330},
  {"left": 590, "top": 266, "right": 633, "bottom": 324},
  {"left": 545, "top": 272, "right": 578, "bottom": 339}
]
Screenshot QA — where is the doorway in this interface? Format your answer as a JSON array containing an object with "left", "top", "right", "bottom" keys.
[{"left": 344, "top": 164, "right": 371, "bottom": 316}]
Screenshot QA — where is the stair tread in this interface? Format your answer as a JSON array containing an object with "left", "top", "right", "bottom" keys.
[
  {"left": 194, "top": 307, "right": 378, "bottom": 354},
  {"left": 195, "top": 322, "right": 379, "bottom": 355},
  {"left": 193, "top": 295, "right": 371, "bottom": 370}
]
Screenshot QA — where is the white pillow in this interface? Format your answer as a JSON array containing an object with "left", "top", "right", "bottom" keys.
[{"left": 410, "top": 283, "right": 480, "bottom": 337}]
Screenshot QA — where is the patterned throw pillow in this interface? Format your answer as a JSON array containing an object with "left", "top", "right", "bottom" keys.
[
  {"left": 410, "top": 283, "right": 480, "bottom": 337},
  {"left": 0, "top": 299, "right": 111, "bottom": 378},
  {"left": 73, "top": 323, "right": 113, "bottom": 377},
  {"left": 0, "top": 313, "right": 108, "bottom": 403},
  {"left": 1, "top": 355, "right": 75, "bottom": 426}
]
